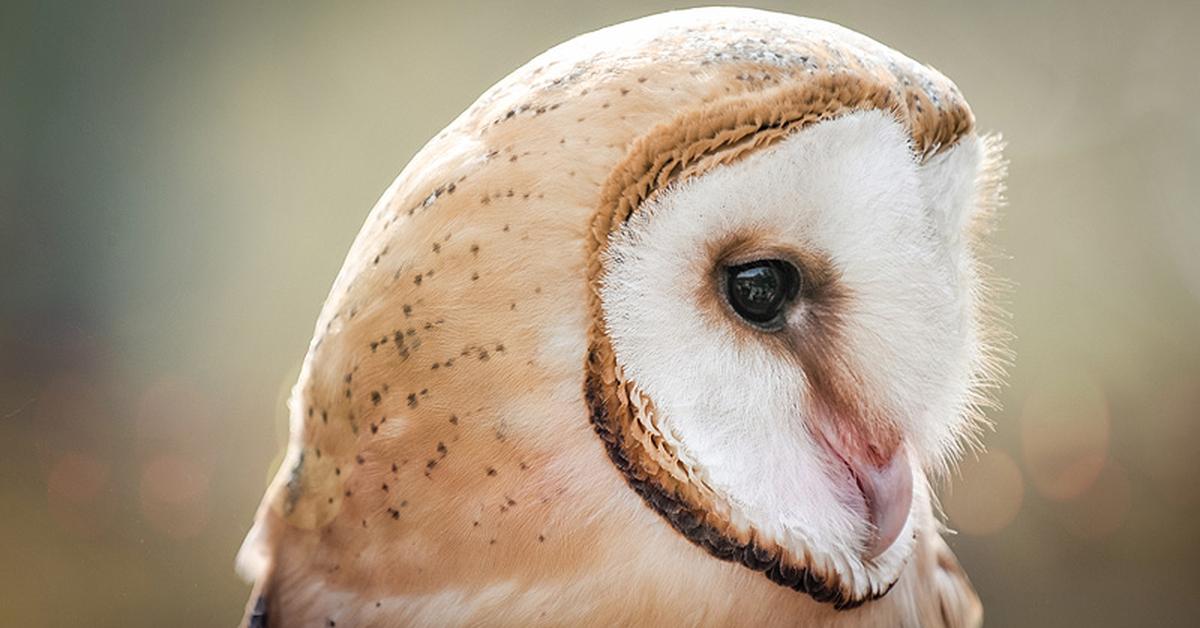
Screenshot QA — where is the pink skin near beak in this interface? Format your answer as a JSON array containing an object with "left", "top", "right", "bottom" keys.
[{"left": 816, "top": 423, "right": 914, "bottom": 560}]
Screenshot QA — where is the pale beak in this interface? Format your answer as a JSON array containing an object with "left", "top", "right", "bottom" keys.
[{"left": 816, "top": 423, "right": 914, "bottom": 560}]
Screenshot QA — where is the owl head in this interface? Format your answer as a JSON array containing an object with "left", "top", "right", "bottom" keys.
[{"left": 241, "top": 7, "right": 1006, "bottom": 619}]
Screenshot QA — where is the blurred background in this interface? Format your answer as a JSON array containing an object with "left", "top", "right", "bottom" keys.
[{"left": 2, "top": 1, "right": 1198, "bottom": 625}]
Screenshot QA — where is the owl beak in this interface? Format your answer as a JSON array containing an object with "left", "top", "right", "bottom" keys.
[
  {"left": 852, "top": 445, "right": 913, "bottom": 560},
  {"left": 816, "top": 423, "right": 914, "bottom": 561}
]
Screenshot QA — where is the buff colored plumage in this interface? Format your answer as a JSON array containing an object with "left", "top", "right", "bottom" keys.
[{"left": 239, "top": 8, "right": 1002, "bottom": 626}]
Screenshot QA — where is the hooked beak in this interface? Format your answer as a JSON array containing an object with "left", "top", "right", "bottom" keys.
[{"left": 815, "top": 421, "right": 914, "bottom": 560}]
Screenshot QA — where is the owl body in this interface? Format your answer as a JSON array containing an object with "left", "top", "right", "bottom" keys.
[{"left": 240, "top": 8, "right": 1002, "bottom": 627}]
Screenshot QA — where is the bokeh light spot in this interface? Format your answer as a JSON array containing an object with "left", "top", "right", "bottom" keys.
[
  {"left": 1057, "top": 461, "right": 1132, "bottom": 540},
  {"left": 139, "top": 454, "right": 211, "bottom": 539},
  {"left": 47, "top": 451, "right": 110, "bottom": 504},
  {"left": 944, "top": 448, "right": 1025, "bottom": 536},
  {"left": 1020, "top": 371, "right": 1110, "bottom": 501},
  {"left": 136, "top": 377, "right": 215, "bottom": 457}
]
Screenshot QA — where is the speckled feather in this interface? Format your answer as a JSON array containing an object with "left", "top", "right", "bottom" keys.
[{"left": 238, "top": 8, "right": 989, "bottom": 627}]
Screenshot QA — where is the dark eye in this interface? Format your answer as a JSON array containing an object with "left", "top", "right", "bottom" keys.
[{"left": 724, "top": 259, "right": 801, "bottom": 329}]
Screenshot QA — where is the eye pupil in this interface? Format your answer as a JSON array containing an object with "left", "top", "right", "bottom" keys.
[{"left": 725, "top": 260, "right": 800, "bottom": 327}]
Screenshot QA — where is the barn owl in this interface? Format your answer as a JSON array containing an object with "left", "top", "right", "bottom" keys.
[{"left": 238, "top": 7, "right": 1006, "bottom": 627}]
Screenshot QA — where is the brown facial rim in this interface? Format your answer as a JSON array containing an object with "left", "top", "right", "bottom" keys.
[{"left": 583, "top": 72, "right": 973, "bottom": 610}]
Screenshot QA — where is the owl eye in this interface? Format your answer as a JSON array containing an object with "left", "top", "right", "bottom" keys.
[{"left": 724, "top": 259, "right": 801, "bottom": 329}]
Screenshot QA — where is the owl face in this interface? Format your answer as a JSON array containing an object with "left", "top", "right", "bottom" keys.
[{"left": 589, "top": 105, "right": 997, "bottom": 605}]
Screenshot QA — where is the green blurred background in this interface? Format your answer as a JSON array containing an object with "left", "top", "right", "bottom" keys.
[{"left": 2, "top": 1, "right": 1198, "bottom": 625}]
